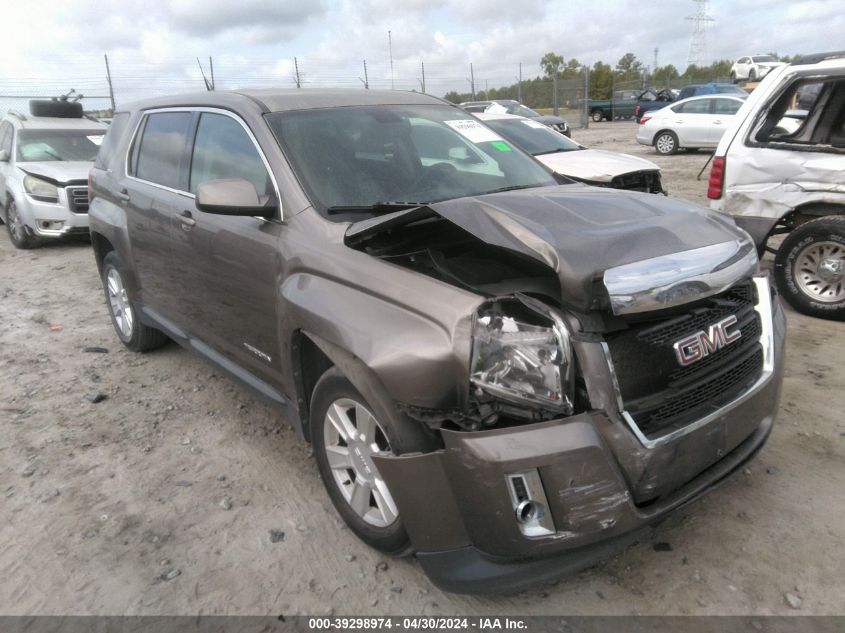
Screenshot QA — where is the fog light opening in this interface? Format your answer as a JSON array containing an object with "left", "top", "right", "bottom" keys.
[{"left": 515, "top": 499, "right": 545, "bottom": 524}]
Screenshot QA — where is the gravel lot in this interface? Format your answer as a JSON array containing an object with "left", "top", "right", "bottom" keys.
[{"left": 1, "top": 121, "right": 843, "bottom": 616}]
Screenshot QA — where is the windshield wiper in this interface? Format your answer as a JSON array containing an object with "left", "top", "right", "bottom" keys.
[
  {"left": 326, "top": 201, "right": 425, "bottom": 215},
  {"left": 478, "top": 184, "right": 544, "bottom": 196},
  {"left": 533, "top": 148, "right": 574, "bottom": 156}
]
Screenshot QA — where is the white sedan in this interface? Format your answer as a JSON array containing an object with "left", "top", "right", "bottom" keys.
[
  {"left": 636, "top": 95, "right": 747, "bottom": 155},
  {"left": 476, "top": 112, "right": 664, "bottom": 193}
]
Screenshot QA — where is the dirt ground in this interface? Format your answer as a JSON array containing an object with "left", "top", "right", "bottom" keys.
[{"left": 1, "top": 121, "right": 843, "bottom": 616}]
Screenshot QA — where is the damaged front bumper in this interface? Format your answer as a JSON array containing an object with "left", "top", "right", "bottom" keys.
[{"left": 373, "top": 285, "right": 786, "bottom": 594}]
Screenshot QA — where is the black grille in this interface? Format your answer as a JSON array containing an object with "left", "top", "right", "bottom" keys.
[
  {"left": 605, "top": 280, "right": 763, "bottom": 440},
  {"left": 611, "top": 171, "right": 662, "bottom": 194},
  {"left": 67, "top": 187, "right": 89, "bottom": 213}
]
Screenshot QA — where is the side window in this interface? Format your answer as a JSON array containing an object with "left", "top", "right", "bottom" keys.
[
  {"left": 189, "top": 113, "right": 270, "bottom": 196},
  {"left": 754, "top": 79, "right": 845, "bottom": 146},
  {"left": 714, "top": 99, "right": 742, "bottom": 115},
  {"left": 94, "top": 112, "right": 130, "bottom": 171},
  {"left": 675, "top": 99, "right": 711, "bottom": 114},
  {"left": 134, "top": 112, "right": 193, "bottom": 189},
  {"left": 0, "top": 122, "right": 11, "bottom": 155}
]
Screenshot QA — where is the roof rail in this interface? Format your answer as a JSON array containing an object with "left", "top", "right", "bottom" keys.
[
  {"left": 7, "top": 110, "right": 27, "bottom": 121},
  {"left": 792, "top": 51, "right": 845, "bottom": 65}
]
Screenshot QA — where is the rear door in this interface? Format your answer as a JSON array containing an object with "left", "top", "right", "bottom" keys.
[
  {"left": 122, "top": 110, "right": 194, "bottom": 320},
  {"left": 168, "top": 109, "right": 283, "bottom": 384},
  {"left": 709, "top": 97, "right": 743, "bottom": 144}
]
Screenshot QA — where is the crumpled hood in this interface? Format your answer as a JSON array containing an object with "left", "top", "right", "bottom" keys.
[
  {"left": 18, "top": 161, "right": 93, "bottom": 185},
  {"left": 427, "top": 184, "right": 750, "bottom": 311},
  {"left": 537, "top": 149, "right": 660, "bottom": 182}
]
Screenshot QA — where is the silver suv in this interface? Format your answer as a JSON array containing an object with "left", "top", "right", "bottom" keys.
[{"left": 0, "top": 100, "right": 107, "bottom": 249}]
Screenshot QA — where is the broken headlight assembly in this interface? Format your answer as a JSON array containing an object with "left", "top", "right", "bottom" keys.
[{"left": 470, "top": 297, "right": 574, "bottom": 415}]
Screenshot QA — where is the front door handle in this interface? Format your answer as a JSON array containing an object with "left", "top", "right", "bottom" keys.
[
  {"left": 178, "top": 210, "right": 196, "bottom": 231},
  {"left": 713, "top": 119, "right": 723, "bottom": 124},
  {"left": 117, "top": 188, "right": 130, "bottom": 204}
]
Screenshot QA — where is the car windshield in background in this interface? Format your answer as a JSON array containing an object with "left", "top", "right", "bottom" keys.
[
  {"left": 484, "top": 118, "right": 581, "bottom": 156},
  {"left": 752, "top": 55, "right": 778, "bottom": 62},
  {"left": 16, "top": 130, "right": 104, "bottom": 162},
  {"left": 266, "top": 105, "right": 556, "bottom": 215},
  {"left": 717, "top": 85, "right": 749, "bottom": 95},
  {"left": 505, "top": 103, "right": 542, "bottom": 118}
]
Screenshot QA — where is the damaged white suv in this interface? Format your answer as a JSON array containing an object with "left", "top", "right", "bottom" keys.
[{"left": 709, "top": 51, "right": 845, "bottom": 319}]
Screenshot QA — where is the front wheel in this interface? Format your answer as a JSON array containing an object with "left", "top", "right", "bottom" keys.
[
  {"left": 774, "top": 216, "right": 845, "bottom": 320},
  {"left": 6, "top": 200, "right": 39, "bottom": 249},
  {"left": 591, "top": 110, "right": 604, "bottom": 123},
  {"left": 654, "top": 131, "right": 679, "bottom": 155},
  {"left": 311, "top": 367, "right": 433, "bottom": 554}
]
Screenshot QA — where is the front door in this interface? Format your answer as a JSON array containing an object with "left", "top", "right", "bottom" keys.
[{"left": 168, "top": 110, "right": 283, "bottom": 385}]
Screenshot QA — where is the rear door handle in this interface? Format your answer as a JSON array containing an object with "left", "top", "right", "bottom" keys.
[
  {"left": 713, "top": 119, "right": 723, "bottom": 124},
  {"left": 117, "top": 188, "right": 130, "bottom": 204},
  {"left": 178, "top": 210, "right": 196, "bottom": 230}
]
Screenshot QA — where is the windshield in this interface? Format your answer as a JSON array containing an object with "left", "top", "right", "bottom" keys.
[
  {"left": 752, "top": 55, "right": 777, "bottom": 63},
  {"left": 716, "top": 85, "right": 749, "bottom": 95},
  {"left": 505, "top": 103, "right": 541, "bottom": 117},
  {"left": 16, "top": 129, "right": 104, "bottom": 162},
  {"left": 483, "top": 117, "right": 581, "bottom": 156},
  {"left": 266, "top": 105, "right": 556, "bottom": 216}
]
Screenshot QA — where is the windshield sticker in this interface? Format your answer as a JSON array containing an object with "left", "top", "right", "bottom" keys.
[
  {"left": 491, "top": 141, "right": 512, "bottom": 152},
  {"left": 521, "top": 119, "right": 547, "bottom": 129},
  {"left": 444, "top": 119, "right": 503, "bottom": 144},
  {"left": 87, "top": 135, "right": 104, "bottom": 145}
]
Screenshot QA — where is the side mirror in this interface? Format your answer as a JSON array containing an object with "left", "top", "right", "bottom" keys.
[
  {"left": 195, "top": 178, "right": 276, "bottom": 217},
  {"left": 0, "top": 149, "right": 9, "bottom": 162}
]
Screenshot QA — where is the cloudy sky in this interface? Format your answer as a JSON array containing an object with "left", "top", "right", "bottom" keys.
[{"left": 0, "top": 0, "right": 842, "bottom": 110}]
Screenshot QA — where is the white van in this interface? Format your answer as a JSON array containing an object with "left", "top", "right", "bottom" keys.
[{"left": 709, "top": 51, "right": 845, "bottom": 319}]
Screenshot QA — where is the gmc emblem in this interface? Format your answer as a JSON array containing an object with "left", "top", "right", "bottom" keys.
[{"left": 673, "top": 315, "right": 742, "bottom": 367}]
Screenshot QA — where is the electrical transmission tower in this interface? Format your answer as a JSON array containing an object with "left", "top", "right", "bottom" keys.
[{"left": 686, "top": 0, "right": 714, "bottom": 67}]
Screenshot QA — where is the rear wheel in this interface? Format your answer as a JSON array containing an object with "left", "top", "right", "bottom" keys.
[
  {"left": 6, "top": 200, "right": 39, "bottom": 249},
  {"left": 101, "top": 252, "right": 169, "bottom": 351},
  {"left": 654, "top": 130, "right": 679, "bottom": 155},
  {"left": 774, "top": 216, "right": 845, "bottom": 320},
  {"left": 591, "top": 109, "right": 604, "bottom": 123},
  {"left": 311, "top": 367, "right": 433, "bottom": 554}
]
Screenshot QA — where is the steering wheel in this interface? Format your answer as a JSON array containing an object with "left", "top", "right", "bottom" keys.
[{"left": 409, "top": 162, "right": 458, "bottom": 194}]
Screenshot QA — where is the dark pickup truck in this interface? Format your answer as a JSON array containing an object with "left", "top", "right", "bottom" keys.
[{"left": 588, "top": 90, "right": 640, "bottom": 122}]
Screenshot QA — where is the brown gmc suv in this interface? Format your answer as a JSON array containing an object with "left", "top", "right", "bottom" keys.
[{"left": 88, "top": 89, "right": 786, "bottom": 593}]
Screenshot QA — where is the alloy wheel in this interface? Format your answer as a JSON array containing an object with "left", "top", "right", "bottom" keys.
[
  {"left": 794, "top": 240, "right": 845, "bottom": 303},
  {"left": 322, "top": 398, "right": 398, "bottom": 528},
  {"left": 106, "top": 267, "right": 134, "bottom": 338},
  {"left": 655, "top": 133, "right": 675, "bottom": 154},
  {"left": 7, "top": 204, "right": 25, "bottom": 243}
]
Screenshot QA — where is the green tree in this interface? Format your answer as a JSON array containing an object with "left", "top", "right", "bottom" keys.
[
  {"left": 590, "top": 61, "right": 613, "bottom": 100},
  {"left": 540, "top": 52, "right": 565, "bottom": 77}
]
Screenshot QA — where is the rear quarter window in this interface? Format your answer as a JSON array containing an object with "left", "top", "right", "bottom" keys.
[{"left": 94, "top": 112, "right": 130, "bottom": 171}]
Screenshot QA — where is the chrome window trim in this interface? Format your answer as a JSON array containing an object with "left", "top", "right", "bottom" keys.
[
  {"left": 602, "top": 239, "right": 759, "bottom": 316},
  {"left": 601, "top": 274, "right": 775, "bottom": 450},
  {"left": 123, "top": 106, "right": 283, "bottom": 219}
]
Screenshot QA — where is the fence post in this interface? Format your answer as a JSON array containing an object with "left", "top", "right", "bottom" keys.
[
  {"left": 103, "top": 54, "right": 116, "bottom": 112},
  {"left": 583, "top": 65, "right": 589, "bottom": 129}
]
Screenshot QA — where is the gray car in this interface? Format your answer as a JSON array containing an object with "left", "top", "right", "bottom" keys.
[
  {"left": 0, "top": 100, "right": 107, "bottom": 248},
  {"left": 88, "top": 89, "right": 785, "bottom": 593}
]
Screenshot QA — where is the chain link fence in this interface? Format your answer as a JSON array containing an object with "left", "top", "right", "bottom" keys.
[{"left": 0, "top": 54, "right": 735, "bottom": 131}]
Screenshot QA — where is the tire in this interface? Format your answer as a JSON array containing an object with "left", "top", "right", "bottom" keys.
[
  {"left": 28, "top": 99, "right": 83, "bottom": 118},
  {"left": 749, "top": 69, "right": 757, "bottom": 82},
  {"left": 654, "top": 130, "right": 679, "bottom": 155},
  {"left": 730, "top": 72, "right": 737, "bottom": 84},
  {"left": 311, "top": 367, "right": 434, "bottom": 555},
  {"left": 774, "top": 216, "right": 845, "bottom": 320},
  {"left": 5, "top": 200, "right": 39, "bottom": 249},
  {"left": 591, "top": 109, "right": 604, "bottom": 123},
  {"left": 101, "top": 251, "right": 169, "bottom": 351}
]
